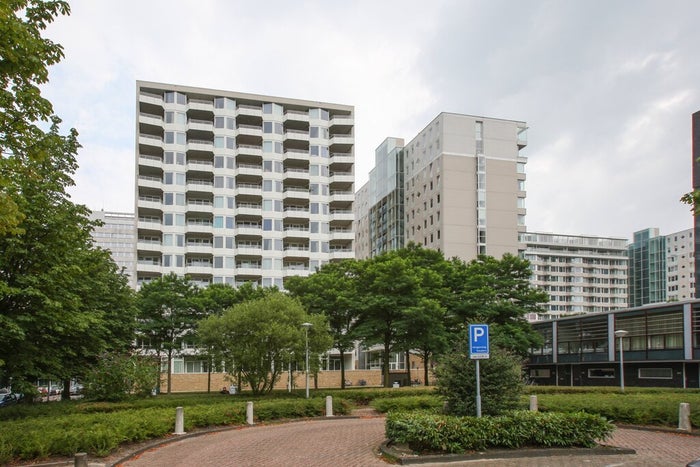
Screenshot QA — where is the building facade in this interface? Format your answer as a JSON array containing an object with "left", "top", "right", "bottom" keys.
[
  {"left": 355, "top": 113, "right": 527, "bottom": 262},
  {"left": 628, "top": 228, "right": 667, "bottom": 307},
  {"left": 89, "top": 210, "right": 137, "bottom": 288},
  {"left": 522, "top": 232, "right": 628, "bottom": 319},
  {"left": 135, "top": 82, "right": 354, "bottom": 288},
  {"left": 527, "top": 300, "right": 700, "bottom": 389},
  {"left": 693, "top": 110, "right": 700, "bottom": 300},
  {"left": 354, "top": 137, "right": 405, "bottom": 259},
  {"left": 666, "top": 228, "right": 695, "bottom": 302}
]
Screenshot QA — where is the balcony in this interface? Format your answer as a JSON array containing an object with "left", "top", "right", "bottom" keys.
[
  {"left": 330, "top": 152, "right": 353, "bottom": 164},
  {"left": 329, "top": 134, "right": 353, "bottom": 146},
  {"left": 236, "top": 163, "right": 262, "bottom": 177},
  {"left": 330, "top": 171, "right": 353, "bottom": 185},
  {"left": 285, "top": 129, "right": 309, "bottom": 142},
  {"left": 139, "top": 112, "right": 163, "bottom": 126},
  {"left": 236, "top": 183, "right": 262, "bottom": 196},
  {"left": 283, "top": 206, "right": 310, "bottom": 219},
  {"left": 283, "top": 187, "right": 310, "bottom": 201},
  {"left": 236, "top": 263, "right": 262, "bottom": 276},
  {"left": 284, "top": 149, "right": 308, "bottom": 162},
  {"left": 137, "top": 239, "right": 161, "bottom": 253},
  {"left": 139, "top": 133, "right": 163, "bottom": 147},
  {"left": 329, "top": 248, "right": 354, "bottom": 260},
  {"left": 236, "top": 202, "right": 262, "bottom": 216},
  {"left": 186, "top": 264, "right": 213, "bottom": 276},
  {"left": 187, "top": 159, "right": 214, "bottom": 171},
  {"left": 139, "top": 154, "right": 162, "bottom": 170},
  {"left": 139, "top": 91, "right": 163, "bottom": 107},
  {"left": 187, "top": 180, "right": 214, "bottom": 193},
  {"left": 238, "top": 124, "right": 262, "bottom": 138},
  {"left": 284, "top": 110, "right": 309, "bottom": 122},
  {"left": 188, "top": 139, "right": 214, "bottom": 152},
  {"left": 284, "top": 268, "right": 311, "bottom": 278},
  {"left": 330, "top": 114, "right": 354, "bottom": 127},
  {"left": 236, "top": 243, "right": 263, "bottom": 256},
  {"left": 189, "top": 98, "right": 214, "bottom": 112},
  {"left": 138, "top": 175, "right": 162, "bottom": 190},
  {"left": 187, "top": 200, "right": 213, "bottom": 214},
  {"left": 237, "top": 104, "right": 262, "bottom": 118},
  {"left": 236, "top": 222, "right": 262, "bottom": 236},
  {"left": 330, "top": 190, "right": 353, "bottom": 203},
  {"left": 138, "top": 195, "right": 162, "bottom": 210},
  {"left": 330, "top": 228, "right": 354, "bottom": 241},
  {"left": 186, "top": 219, "right": 213, "bottom": 234},
  {"left": 238, "top": 144, "right": 263, "bottom": 157},
  {"left": 330, "top": 209, "right": 353, "bottom": 222},
  {"left": 137, "top": 259, "right": 161, "bottom": 274},
  {"left": 283, "top": 245, "right": 310, "bottom": 259},
  {"left": 188, "top": 118, "right": 213, "bottom": 132},
  {"left": 186, "top": 242, "right": 212, "bottom": 254},
  {"left": 284, "top": 225, "right": 309, "bottom": 238},
  {"left": 284, "top": 167, "right": 309, "bottom": 181}
]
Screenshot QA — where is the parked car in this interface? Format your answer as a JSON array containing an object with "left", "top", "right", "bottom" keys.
[{"left": 0, "top": 393, "right": 18, "bottom": 408}]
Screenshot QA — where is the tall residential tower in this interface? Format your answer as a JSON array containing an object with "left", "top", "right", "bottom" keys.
[{"left": 135, "top": 82, "right": 354, "bottom": 288}]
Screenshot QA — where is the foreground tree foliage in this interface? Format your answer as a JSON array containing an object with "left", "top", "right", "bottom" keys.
[
  {"left": 135, "top": 273, "right": 203, "bottom": 394},
  {"left": 83, "top": 353, "right": 160, "bottom": 402},
  {"left": 199, "top": 292, "right": 331, "bottom": 395},
  {"left": 0, "top": 0, "right": 70, "bottom": 235},
  {"left": 0, "top": 119, "right": 136, "bottom": 394},
  {"left": 286, "top": 260, "right": 362, "bottom": 389}
]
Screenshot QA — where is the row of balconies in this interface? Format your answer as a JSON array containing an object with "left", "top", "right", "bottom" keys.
[
  {"left": 138, "top": 93, "right": 354, "bottom": 127},
  {"left": 139, "top": 132, "right": 353, "bottom": 150}
]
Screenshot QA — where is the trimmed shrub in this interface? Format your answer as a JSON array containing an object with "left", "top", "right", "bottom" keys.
[
  {"left": 386, "top": 410, "right": 614, "bottom": 453},
  {"left": 371, "top": 395, "right": 443, "bottom": 413}
]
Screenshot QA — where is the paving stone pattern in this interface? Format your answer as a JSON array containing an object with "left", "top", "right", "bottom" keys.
[{"left": 120, "top": 416, "right": 700, "bottom": 467}]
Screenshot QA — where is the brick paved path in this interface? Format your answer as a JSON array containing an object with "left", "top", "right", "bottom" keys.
[{"left": 120, "top": 417, "right": 700, "bottom": 467}]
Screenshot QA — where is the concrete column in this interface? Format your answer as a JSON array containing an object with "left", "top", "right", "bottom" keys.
[
  {"left": 174, "top": 406, "right": 185, "bottom": 435},
  {"left": 529, "top": 395, "right": 538, "bottom": 412},
  {"left": 246, "top": 401, "right": 254, "bottom": 425},
  {"left": 326, "top": 395, "right": 333, "bottom": 417},
  {"left": 679, "top": 403, "right": 691, "bottom": 432},
  {"left": 74, "top": 452, "right": 88, "bottom": 467}
]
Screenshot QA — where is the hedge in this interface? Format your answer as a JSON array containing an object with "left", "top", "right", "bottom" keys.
[{"left": 385, "top": 410, "right": 614, "bottom": 453}]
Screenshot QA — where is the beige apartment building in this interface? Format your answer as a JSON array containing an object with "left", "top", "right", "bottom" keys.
[
  {"left": 356, "top": 113, "right": 528, "bottom": 261},
  {"left": 665, "top": 228, "right": 695, "bottom": 302}
]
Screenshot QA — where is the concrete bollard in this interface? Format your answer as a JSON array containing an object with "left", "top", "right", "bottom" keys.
[
  {"left": 678, "top": 402, "right": 691, "bottom": 432},
  {"left": 174, "top": 406, "right": 185, "bottom": 435},
  {"left": 246, "top": 401, "right": 254, "bottom": 425},
  {"left": 326, "top": 395, "right": 334, "bottom": 417},
  {"left": 529, "top": 395, "right": 538, "bottom": 412},
  {"left": 74, "top": 452, "right": 88, "bottom": 467}
]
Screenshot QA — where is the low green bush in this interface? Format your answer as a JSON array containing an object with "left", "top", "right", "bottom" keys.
[{"left": 385, "top": 410, "right": 614, "bottom": 454}]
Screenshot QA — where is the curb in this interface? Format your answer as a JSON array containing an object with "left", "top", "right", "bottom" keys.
[{"left": 379, "top": 441, "right": 636, "bottom": 465}]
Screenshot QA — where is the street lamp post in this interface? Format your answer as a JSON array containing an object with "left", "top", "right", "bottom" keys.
[
  {"left": 301, "top": 322, "right": 312, "bottom": 399},
  {"left": 614, "top": 329, "right": 628, "bottom": 392}
]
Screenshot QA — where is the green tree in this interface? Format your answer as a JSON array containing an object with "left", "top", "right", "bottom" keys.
[
  {"left": 448, "top": 254, "right": 547, "bottom": 357},
  {"left": 135, "top": 273, "right": 202, "bottom": 394},
  {"left": 435, "top": 333, "right": 523, "bottom": 416},
  {"left": 286, "top": 260, "right": 361, "bottom": 388},
  {"left": 0, "top": 121, "right": 136, "bottom": 393},
  {"left": 83, "top": 352, "right": 160, "bottom": 402},
  {"left": 198, "top": 292, "right": 331, "bottom": 395},
  {"left": 0, "top": 0, "right": 70, "bottom": 235}
]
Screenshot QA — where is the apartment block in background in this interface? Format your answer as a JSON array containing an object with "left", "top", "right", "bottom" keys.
[
  {"left": 628, "top": 228, "right": 667, "bottom": 307},
  {"left": 135, "top": 82, "right": 354, "bottom": 288},
  {"left": 354, "top": 137, "right": 405, "bottom": 259},
  {"left": 666, "top": 228, "right": 695, "bottom": 301},
  {"left": 356, "top": 113, "right": 527, "bottom": 262},
  {"left": 693, "top": 110, "right": 700, "bottom": 299},
  {"left": 522, "top": 232, "right": 628, "bottom": 319},
  {"left": 89, "top": 210, "right": 137, "bottom": 289}
]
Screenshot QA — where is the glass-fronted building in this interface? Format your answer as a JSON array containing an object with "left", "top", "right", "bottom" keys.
[{"left": 528, "top": 300, "right": 700, "bottom": 388}]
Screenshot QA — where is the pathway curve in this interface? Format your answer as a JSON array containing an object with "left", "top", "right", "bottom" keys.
[{"left": 119, "top": 416, "right": 700, "bottom": 467}]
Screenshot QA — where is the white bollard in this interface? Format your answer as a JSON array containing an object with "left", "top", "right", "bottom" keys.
[
  {"left": 529, "top": 395, "right": 538, "bottom": 412},
  {"left": 326, "top": 395, "right": 333, "bottom": 417},
  {"left": 678, "top": 402, "right": 691, "bottom": 432},
  {"left": 246, "top": 401, "right": 254, "bottom": 425},
  {"left": 174, "top": 406, "right": 185, "bottom": 435}
]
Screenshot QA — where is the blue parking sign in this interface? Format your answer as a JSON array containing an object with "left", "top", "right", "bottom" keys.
[{"left": 469, "top": 324, "right": 489, "bottom": 359}]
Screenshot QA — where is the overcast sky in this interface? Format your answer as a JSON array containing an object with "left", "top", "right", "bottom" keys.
[{"left": 42, "top": 0, "right": 699, "bottom": 240}]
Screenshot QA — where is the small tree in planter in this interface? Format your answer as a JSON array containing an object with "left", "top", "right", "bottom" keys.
[{"left": 435, "top": 333, "right": 523, "bottom": 416}]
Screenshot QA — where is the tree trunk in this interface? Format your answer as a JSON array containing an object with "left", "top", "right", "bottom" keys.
[
  {"left": 423, "top": 352, "right": 431, "bottom": 386},
  {"left": 383, "top": 349, "right": 390, "bottom": 388},
  {"left": 405, "top": 349, "right": 411, "bottom": 385},
  {"left": 166, "top": 350, "right": 173, "bottom": 394}
]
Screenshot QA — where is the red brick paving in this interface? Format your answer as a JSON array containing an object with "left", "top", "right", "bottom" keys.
[{"left": 120, "top": 416, "right": 700, "bottom": 467}]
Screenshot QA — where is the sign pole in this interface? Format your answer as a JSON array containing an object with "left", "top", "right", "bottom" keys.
[
  {"left": 468, "top": 324, "right": 489, "bottom": 419},
  {"left": 475, "top": 359, "right": 481, "bottom": 418}
]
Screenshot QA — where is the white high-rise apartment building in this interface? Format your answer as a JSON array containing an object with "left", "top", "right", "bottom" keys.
[
  {"left": 135, "top": 82, "right": 354, "bottom": 288},
  {"left": 665, "top": 228, "right": 695, "bottom": 302},
  {"left": 403, "top": 113, "right": 528, "bottom": 261},
  {"left": 89, "top": 210, "right": 137, "bottom": 289},
  {"left": 522, "top": 232, "right": 628, "bottom": 319}
]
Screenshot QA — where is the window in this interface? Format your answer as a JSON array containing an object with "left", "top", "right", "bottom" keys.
[
  {"left": 529, "top": 369, "right": 550, "bottom": 378},
  {"left": 588, "top": 368, "right": 615, "bottom": 379},
  {"left": 638, "top": 368, "right": 673, "bottom": 379}
]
